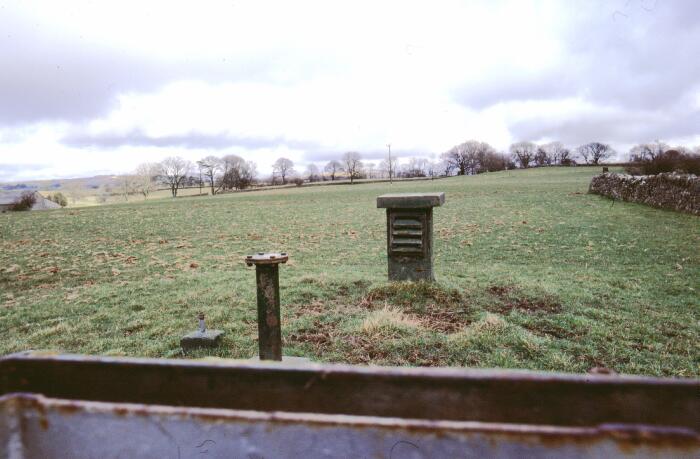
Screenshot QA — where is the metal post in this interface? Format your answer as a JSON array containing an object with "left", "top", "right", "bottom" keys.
[
  {"left": 198, "top": 312, "right": 206, "bottom": 333},
  {"left": 386, "top": 143, "right": 393, "bottom": 184},
  {"left": 245, "top": 252, "right": 288, "bottom": 361}
]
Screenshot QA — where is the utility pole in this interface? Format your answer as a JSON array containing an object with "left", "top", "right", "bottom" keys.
[{"left": 386, "top": 143, "right": 393, "bottom": 184}]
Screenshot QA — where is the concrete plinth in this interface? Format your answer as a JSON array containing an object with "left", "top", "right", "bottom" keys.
[
  {"left": 181, "top": 330, "right": 224, "bottom": 351},
  {"left": 377, "top": 192, "right": 445, "bottom": 282}
]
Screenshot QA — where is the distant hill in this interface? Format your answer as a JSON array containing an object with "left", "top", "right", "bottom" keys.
[{"left": 0, "top": 175, "right": 123, "bottom": 192}]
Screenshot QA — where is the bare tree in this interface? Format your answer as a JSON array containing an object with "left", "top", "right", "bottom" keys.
[
  {"left": 442, "top": 140, "right": 494, "bottom": 175},
  {"left": 379, "top": 156, "right": 399, "bottom": 179},
  {"left": 219, "top": 154, "right": 256, "bottom": 190},
  {"left": 197, "top": 156, "right": 221, "bottom": 195},
  {"left": 160, "top": 156, "right": 192, "bottom": 197},
  {"left": 628, "top": 141, "right": 669, "bottom": 163},
  {"left": 539, "top": 141, "right": 572, "bottom": 165},
  {"left": 438, "top": 158, "right": 454, "bottom": 176},
  {"left": 534, "top": 146, "right": 552, "bottom": 167},
  {"left": 272, "top": 157, "right": 294, "bottom": 185},
  {"left": 402, "top": 157, "right": 428, "bottom": 178},
  {"left": 577, "top": 142, "right": 614, "bottom": 165},
  {"left": 510, "top": 141, "right": 537, "bottom": 169},
  {"left": 306, "top": 164, "right": 321, "bottom": 182},
  {"left": 323, "top": 160, "right": 343, "bottom": 181},
  {"left": 425, "top": 160, "right": 437, "bottom": 179},
  {"left": 134, "top": 163, "right": 159, "bottom": 199},
  {"left": 479, "top": 151, "right": 511, "bottom": 172},
  {"left": 218, "top": 155, "right": 237, "bottom": 191},
  {"left": 118, "top": 174, "right": 139, "bottom": 201},
  {"left": 342, "top": 151, "right": 363, "bottom": 184}
]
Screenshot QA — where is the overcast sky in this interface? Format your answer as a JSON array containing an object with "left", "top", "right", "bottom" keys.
[{"left": 1, "top": 0, "right": 699, "bottom": 181}]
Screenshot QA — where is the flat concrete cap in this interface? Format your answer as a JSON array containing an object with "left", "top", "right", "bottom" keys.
[
  {"left": 181, "top": 330, "right": 224, "bottom": 351},
  {"left": 377, "top": 192, "right": 445, "bottom": 209}
]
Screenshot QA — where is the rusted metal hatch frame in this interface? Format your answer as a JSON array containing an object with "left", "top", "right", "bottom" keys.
[{"left": 1, "top": 352, "right": 698, "bottom": 458}]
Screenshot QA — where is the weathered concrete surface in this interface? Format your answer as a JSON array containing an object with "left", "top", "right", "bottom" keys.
[
  {"left": 589, "top": 172, "right": 700, "bottom": 215},
  {"left": 377, "top": 192, "right": 445, "bottom": 209},
  {"left": 378, "top": 193, "right": 445, "bottom": 281},
  {"left": 180, "top": 330, "right": 224, "bottom": 351},
  {"left": 386, "top": 208, "right": 435, "bottom": 281}
]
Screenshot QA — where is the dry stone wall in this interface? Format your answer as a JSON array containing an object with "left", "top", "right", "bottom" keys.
[{"left": 589, "top": 172, "right": 700, "bottom": 215}]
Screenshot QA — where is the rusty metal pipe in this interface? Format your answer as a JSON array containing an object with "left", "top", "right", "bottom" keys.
[
  {"left": 245, "top": 252, "right": 288, "bottom": 361},
  {"left": 255, "top": 264, "right": 281, "bottom": 360}
]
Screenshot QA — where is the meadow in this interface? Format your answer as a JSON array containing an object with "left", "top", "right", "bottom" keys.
[{"left": 1, "top": 166, "right": 698, "bottom": 376}]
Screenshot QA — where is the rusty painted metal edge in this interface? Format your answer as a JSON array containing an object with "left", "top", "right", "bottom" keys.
[
  {"left": 2, "top": 352, "right": 698, "bottom": 430},
  {"left": 3, "top": 393, "right": 698, "bottom": 448},
  {"left": 2, "top": 351, "right": 697, "bottom": 387}
]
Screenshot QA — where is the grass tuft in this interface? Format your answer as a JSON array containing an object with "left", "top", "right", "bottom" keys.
[
  {"left": 364, "top": 281, "right": 462, "bottom": 307},
  {"left": 359, "top": 306, "right": 422, "bottom": 338}
]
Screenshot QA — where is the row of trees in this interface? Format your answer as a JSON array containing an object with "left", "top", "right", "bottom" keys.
[
  {"left": 285, "top": 153, "right": 444, "bottom": 184},
  {"left": 440, "top": 140, "right": 620, "bottom": 176},
  {"left": 127, "top": 154, "right": 258, "bottom": 198},
  {"left": 626, "top": 141, "right": 700, "bottom": 175},
  {"left": 122, "top": 140, "right": 697, "bottom": 199},
  {"left": 273, "top": 152, "right": 367, "bottom": 184}
]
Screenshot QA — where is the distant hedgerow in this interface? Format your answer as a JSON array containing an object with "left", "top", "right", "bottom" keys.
[
  {"left": 9, "top": 191, "right": 37, "bottom": 211},
  {"left": 626, "top": 149, "right": 700, "bottom": 175},
  {"left": 49, "top": 192, "right": 68, "bottom": 207}
]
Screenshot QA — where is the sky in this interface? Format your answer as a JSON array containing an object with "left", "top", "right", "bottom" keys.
[{"left": 0, "top": 0, "right": 699, "bottom": 182}]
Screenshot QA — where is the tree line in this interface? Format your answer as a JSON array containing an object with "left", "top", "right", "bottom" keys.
[
  {"left": 123, "top": 140, "right": 698, "bottom": 198},
  {"left": 441, "top": 139, "right": 699, "bottom": 175},
  {"left": 126, "top": 154, "right": 257, "bottom": 198}
]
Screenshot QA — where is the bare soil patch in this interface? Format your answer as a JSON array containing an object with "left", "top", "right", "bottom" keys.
[{"left": 487, "top": 285, "right": 562, "bottom": 314}]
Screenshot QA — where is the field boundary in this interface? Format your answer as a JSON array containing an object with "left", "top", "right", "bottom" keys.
[{"left": 589, "top": 172, "right": 700, "bottom": 215}]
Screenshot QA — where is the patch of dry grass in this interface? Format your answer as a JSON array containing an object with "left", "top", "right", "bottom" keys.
[{"left": 359, "top": 306, "right": 422, "bottom": 337}]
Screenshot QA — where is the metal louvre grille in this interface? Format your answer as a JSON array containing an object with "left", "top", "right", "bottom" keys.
[{"left": 390, "top": 213, "right": 425, "bottom": 254}]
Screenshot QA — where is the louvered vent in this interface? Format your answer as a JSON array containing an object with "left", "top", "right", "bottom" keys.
[{"left": 390, "top": 214, "right": 425, "bottom": 254}]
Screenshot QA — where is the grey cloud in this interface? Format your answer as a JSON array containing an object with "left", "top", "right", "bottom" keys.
[
  {"left": 510, "top": 108, "right": 700, "bottom": 147},
  {"left": 61, "top": 129, "right": 320, "bottom": 151},
  {"left": 455, "top": 0, "right": 700, "bottom": 112},
  {"left": 0, "top": 163, "right": 42, "bottom": 181},
  {"left": 0, "top": 10, "right": 277, "bottom": 125},
  {"left": 456, "top": 72, "right": 576, "bottom": 110},
  {"left": 0, "top": 163, "right": 28, "bottom": 174}
]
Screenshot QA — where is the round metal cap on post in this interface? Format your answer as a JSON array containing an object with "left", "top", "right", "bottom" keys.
[{"left": 245, "top": 252, "right": 288, "bottom": 361}]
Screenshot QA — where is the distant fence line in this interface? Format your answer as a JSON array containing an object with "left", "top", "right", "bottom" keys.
[{"left": 161, "top": 174, "right": 451, "bottom": 196}]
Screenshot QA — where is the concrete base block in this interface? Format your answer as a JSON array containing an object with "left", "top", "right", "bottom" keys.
[
  {"left": 181, "top": 330, "right": 224, "bottom": 351},
  {"left": 249, "top": 356, "right": 312, "bottom": 365}
]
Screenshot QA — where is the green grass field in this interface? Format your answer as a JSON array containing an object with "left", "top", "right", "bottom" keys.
[
  {"left": 1, "top": 167, "right": 698, "bottom": 376},
  {"left": 47, "top": 185, "right": 207, "bottom": 207}
]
